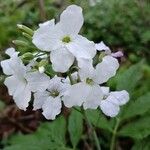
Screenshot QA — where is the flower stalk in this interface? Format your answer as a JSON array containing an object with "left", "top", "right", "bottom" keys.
[
  {"left": 110, "top": 118, "right": 120, "bottom": 150},
  {"left": 82, "top": 109, "right": 101, "bottom": 150}
]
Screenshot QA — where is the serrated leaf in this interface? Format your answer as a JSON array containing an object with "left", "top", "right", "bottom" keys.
[
  {"left": 121, "top": 92, "right": 150, "bottom": 120},
  {"left": 68, "top": 109, "right": 83, "bottom": 148},
  {"left": 118, "top": 116, "right": 150, "bottom": 140},
  {"left": 4, "top": 116, "right": 70, "bottom": 150},
  {"left": 116, "top": 62, "right": 143, "bottom": 94},
  {"left": 86, "top": 109, "right": 113, "bottom": 132}
]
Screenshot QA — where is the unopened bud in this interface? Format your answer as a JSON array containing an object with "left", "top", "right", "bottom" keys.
[
  {"left": 12, "top": 40, "right": 28, "bottom": 47},
  {"left": 38, "top": 66, "right": 45, "bottom": 73},
  {"left": 22, "top": 32, "right": 32, "bottom": 40},
  {"left": 21, "top": 52, "right": 34, "bottom": 60},
  {"left": 17, "top": 24, "right": 34, "bottom": 36},
  {"left": 39, "top": 60, "right": 48, "bottom": 67}
]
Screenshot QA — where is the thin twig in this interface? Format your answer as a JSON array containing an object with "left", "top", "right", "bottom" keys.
[{"left": 38, "top": 0, "right": 46, "bottom": 21}]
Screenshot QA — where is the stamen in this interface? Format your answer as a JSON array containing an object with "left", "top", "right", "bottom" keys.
[{"left": 62, "top": 36, "right": 71, "bottom": 43}]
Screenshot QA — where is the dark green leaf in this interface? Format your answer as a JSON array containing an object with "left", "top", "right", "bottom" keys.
[
  {"left": 118, "top": 116, "right": 150, "bottom": 140},
  {"left": 121, "top": 92, "right": 150, "bottom": 120},
  {"left": 86, "top": 109, "right": 113, "bottom": 132},
  {"left": 4, "top": 116, "right": 70, "bottom": 150},
  {"left": 131, "top": 138, "right": 150, "bottom": 150},
  {"left": 116, "top": 62, "right": 143, "bottom": 94},
  {"left": 68, "top": 109, "right": 83, "bottom": 148}
]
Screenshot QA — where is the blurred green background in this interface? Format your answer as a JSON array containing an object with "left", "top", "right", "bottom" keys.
[{"left": 0, "top": 0, "right": 150, "bottom": 150}]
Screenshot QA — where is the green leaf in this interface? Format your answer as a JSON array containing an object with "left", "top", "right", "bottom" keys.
[
  {"left": 121, "top": 92, "right": 150, "bottom": 120},
  {"left": 68, "top": 109, "right": 83, "bottom": 148},
  {"left": 86, "top": 109, "right": 113, "bottom": 132},
  {"left": 132, "top": 138, "right": 150, "bottom": 150},
  {"left": 118, "top": 116, "right": 150, "bottom": 140},
  {"left": 116, "top": 62, "right": 143, "bottom": 94},
  {"left": 4, "top": 116, "right": 70, "bottom": 150}
]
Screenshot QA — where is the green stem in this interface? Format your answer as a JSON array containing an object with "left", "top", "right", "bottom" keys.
[
  {"left": 110, "top": 118, "right": 120, "bottom": 150},
  {"left": 83, "top": 109, "right": 101, "bottom": 150},
  {"left": 0, "top": 75, "right": 5, "bottom": 84}
]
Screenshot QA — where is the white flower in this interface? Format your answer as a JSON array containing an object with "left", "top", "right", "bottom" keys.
[
  {"left": 63, "top": 55, "right": 119, "bottom": 109},
  {"left": 100, "top": 87, "right": 129, "bottom": 117},
  {"left": 32, "top": 5, "right": 96, "bottom": 73},
  {"left": 33, "top": 76, "right": 70, "bottom": 120},
  {"left": 95, "top": 41, "right": 123, "bottom": 58},
  {"left": 0, "top": 48, "right": 50, "bottom": 110}
]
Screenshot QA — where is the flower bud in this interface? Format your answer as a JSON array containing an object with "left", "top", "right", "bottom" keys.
[
  {"left": 22, "top": 32, "right": 32, "bottom": 40},
  {"left": 17, "top": 24, "right": 34, "bottom": 36},
  {"left": 21, "top": 52, "right": 34, "bottom": 60},
  {"left": 38, "top": 66, "right": 45, "bottom": 73},
  {"left": 39, "top": 60, "right": 48, "bottom": 67},
  {"left": 12, "top": 40, "right": 28, "bottom": 47}
]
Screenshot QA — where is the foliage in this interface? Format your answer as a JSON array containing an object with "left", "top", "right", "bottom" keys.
[{"left": 83, "top": 0, "right": 150, "bottom": 60}]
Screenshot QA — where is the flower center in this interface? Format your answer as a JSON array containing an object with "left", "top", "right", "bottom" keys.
[
  {"left": 49, "top": 90, "right": 60, "bottom": 98},
  {"left": 86, "top": 78, "right": 94, "bottom": 86},
  {"left": 62, "top": 36, "right": 71, "bottom": 43}
]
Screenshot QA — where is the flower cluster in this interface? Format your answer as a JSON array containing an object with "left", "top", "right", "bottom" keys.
[{"left": 1, "top": 5, "right": 129, "bottom": 120}]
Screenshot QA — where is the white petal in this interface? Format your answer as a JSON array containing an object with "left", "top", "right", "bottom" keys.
[
  {"left": 94, "top": 56, "right": 119, "bottom": 84},
  {"left": 95, "top": 41, "right": 111, "bottom": 52},
  {"left": 4, "top": 76, "right": 31, "bottom": 110},
  {"left": 50, "top": 47, "right": 74, "bottom": 73},
  {"left": 83, "top": 84, "right": 103, "bottom": 109},
  {"left": 67, "top": 35, "right": 96, "bottom": 59},
  {"left": 63, "top": 82, "right": 90, "bottom": 107},
  {"left": 32, "top": 19, "right": 63, "bottom": 51},
  {"left": 25, "top": 71, "right": 50, "bottom": 92},
  {"left": 48, "top": 76, "right": 70, "bottom": 96},
  {"left": 1, "top": 59, "right": 13, "bottom": 75},
  {"left": 42, "top": 97, "right": 62, "bottom": 120},
  {"left": 100, "top": 99, "right": 120, "bottom": 117},
  {"left": 13, "top": 85, "right": 31, "bottom": 111},
  {"left": 1, "top": 51, "right": 24, "bottom": 76},
  {"left": 101, "top": 86, "right": 110, "bottom": 96},
  {"left": 59, "top": 5, "right": 83, "bottom": 35},
  {"left": 109, "top": 90, "right": 129, "bottom": 105},
  {"left": 39, "top": 20, "right": 55, "bottom": 27},
  {"left": 78, "top": 58, "right": 95, "bottom": 81},
  {"left": 33, "top": 91, "right": 49, "bottom": 110},
  {"left": 5, "top": 48, "right": 17, "bottom": 56},
  {"left": 4, "top": 76, "right": 20, "bottom": 95}
]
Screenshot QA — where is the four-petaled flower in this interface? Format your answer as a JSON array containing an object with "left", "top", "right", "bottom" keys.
[
  {"left": 32, "top": 5, "right": 96, "bottom": 73},
  {"left": 1, "top": 48, "right": 50, "bottom": 110},
  {"left": 33, "top": 76, "right": 70, "bottom": 120}
]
